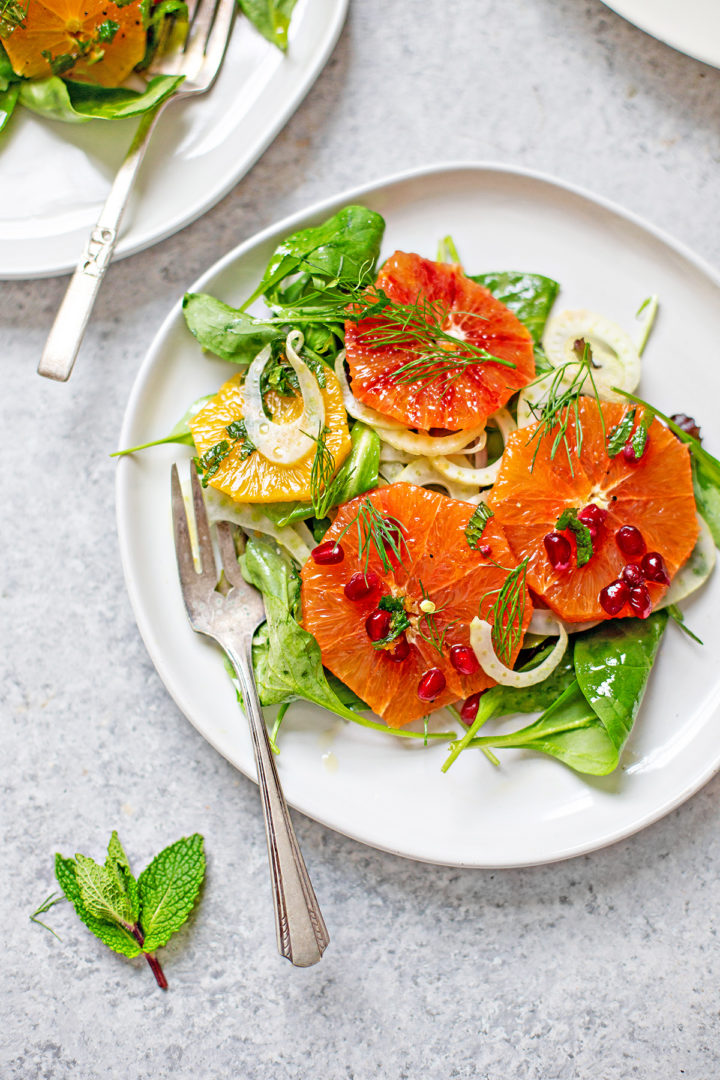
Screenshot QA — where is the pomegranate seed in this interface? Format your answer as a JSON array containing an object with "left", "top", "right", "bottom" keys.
[
  {"left": 584, "top": 522, "right": 599, "bottom": 541},
  {"left": 616, "top": 525, "right": 646, "bottom": 558},
  {"left": 311, "top": 540, "right": 344, "bottom": 565},
  {"left": 460, "top": 691, "right": 486, "bottom": 725},
  {"left": 629, "top": 584, "right": 652, "bottom": 619},
  {"left": 578, "top": 503, "right": 608, "bottom": 529},
  {"left": 344, "top": 571, "right": 381, "bottom": 601},
  {"left": 670, "top": 413, "right": 701, "bottom": 441},
  {"left": 449, "top": 644, "right": 480, "bottom": 676},
  {"left": 621, "top": 563, "right": 645, "bottom": 587},
  {"left": 599, "top": 579, "right": 629, "bottom": 616},
  {"left": 544, "top": 531, "right": 572, "bottom": 571},
  {"left": 417, "top": 667, "right": 446, "bottom": 702},
  {"left": 479, "top": 544, "right": 491, "bottom": 557},
  {"left": 622, "top": 439, "right": 646, "bottom": 463},
  {"left": 387, "top": 636, "right": 410, "bottom": 662},
  {"left": 365, "top": 609, "right": 392, "bottom": 641},
  {"left": 642, "top": 551, "right": 670, "bottom": 585}
]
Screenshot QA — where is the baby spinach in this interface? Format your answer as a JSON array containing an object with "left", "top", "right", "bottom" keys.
[
  {"left": 470, "top": 271, "right": 559, "bottom": 345},
  {"left": 468, "top": 613, "right": 668, "bottom": 775},
  {"left": 182, "top": 293, "right": 283, "bottom": 362},
  {"left": 19, "top": 74, "right": 183, "bottom": 123},
  {"left": 245, "top": 204, "right": 385, "bottom": 310},
  {"left": 0, "top": 82, "right": 19, "bottom": 133},
  {"left": 238, "top": 0, "right": 298, "bottom": 50},
  {"left": 112, "top": 394, "right": 213, "bottom": 456}
]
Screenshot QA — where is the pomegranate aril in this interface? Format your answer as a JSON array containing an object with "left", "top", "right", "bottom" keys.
[
  {"left": 622, "top": 440, "right": 643, "bottom": 463},
  {"left": 642, "top": 551, "right": 670, "bottom": 585},
  {"left": 388, "top": 636, "right": 410, "bottom": 662},
  {"left": 578, "top": 503, "right": 608, "bottom": 529},
  {"left": 460, "top": 692, "right": 486, "bottom": 725},
  {"left": 621, "top": 563, "right": 645, "bottom": 587},
  {"left": 311, "top": 540, "right": 345, "bottom": 565},
  {"left": 479, "top": 544, "right": 491, "bottom": 557},
  {"left": 365, "top": 609, "right": 392, "bottom": 641},
  {"left": 449, "top": 644, "right": 480, "bottom": 676},
  {"left": 599, "top": 579, "right": 629, "bottom": 616},
  {"left": 344, "top": 571, "right": 381, "bottom": 601},
  {"left": 670, "top": 413, "right": 701, "bottom": 441},
  {"left": 544, "top": 531, "right": 572, "bottom": 571},
  {"left": 417, "top": 667, "right": 446, "bottom": 703},
  {"left": 616, "top": 525, "right": 646, "bottom": 558},
  {"left": 629, "top": 584, "right": 652, "bottom": 619}
]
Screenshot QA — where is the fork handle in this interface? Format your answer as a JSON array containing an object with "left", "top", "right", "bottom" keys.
[
  {"left": 38, "top": 102, "right": 166, "bottom": 382},
  {"left": 225, "top": 641, "right": 330, "bottom": 967}
]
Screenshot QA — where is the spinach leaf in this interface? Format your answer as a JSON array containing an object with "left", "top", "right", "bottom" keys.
[
  {"left": 246, "top": 205, "right": 385, "bottom": 310},
  {"left": 261, "top": 421, "right": 381, "bottom": 526},
  {"left": 112, "top": 394, "right": 213, "bottom": 456},
  {"left": 692, "top": 459, "right": 720, "bottom": 547},
  {"left": 19, "top": 74, "right": 183, "bottom": 122},
  {"left": 182, "top": 293, "right": 283, "bottom": 362},
  {"left": 238, "top": 0, "right": 298, "bottom": 50},
  {"left": 0, "top": 43, "right": 16, "bottom": 90},
  {"left": 0, "top": 82, "right": 19, "bottom": 133},
  {"left": 470, "top": 271, "right": 559, "bottom": 344},
  {"left": 469, "top": 613, "right": 668, "bottom": 775}
]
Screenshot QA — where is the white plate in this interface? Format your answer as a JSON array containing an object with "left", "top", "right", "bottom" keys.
[
  {"left": 0, "top": 0, "right": 347, "bottom": 280},
  {"left": 601, "top": 0, "right": 720, "bottom": 68},
  {"left": 117, "top": 162, "right": 720, "bottom": 868}
]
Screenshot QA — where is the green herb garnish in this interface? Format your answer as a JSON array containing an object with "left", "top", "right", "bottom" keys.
[
  {"left": 606, "top": 407, "right": 636, "bottom": 456},
  {"left": 555, "top": 507, "right": 593, "bottom": 567},
  {"left": 414, "top": 582, "right": 457, "bottom": 656},
  {"left": 337, "top": 496, "right": 407, "bottom": 574},
  {"left": 524, "top": 344, "right": 604, "bottom": 475},
  {"left": 666, "top": 603, "right": 703, "bottom": 645},
  {"left": 43, "top": 832, "right": 205, "bottom": 990},
  {"left": 464, "top": 503, "right": 494, "bottom": 549},
  {"left": 96, "top": 18, "right": 119, "bottom": 41},
  {"left": 484, "top": 558, "right": 529, "bottom": 666},
  {"left": 308, "top": 426, "right": 336, "bottom": 518},
  {"left": 0, "top": 0, "right": 27, "bottom": 33},
  {"left": 372, "top": 595, "right": 411, "bottom": 649},
  {"left": 29, "top": 892, "right": 65, "bottom": 940}
]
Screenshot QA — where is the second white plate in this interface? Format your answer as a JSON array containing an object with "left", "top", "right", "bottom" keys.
[
  {"left": 117, "top": 163, "right": 720, "bottom": 867},
  {"left": 601, "top": 0, "right": 720, "bottom": 68},
  {"left": 0, "top": 0, "right": 347, "bottom": 279}
]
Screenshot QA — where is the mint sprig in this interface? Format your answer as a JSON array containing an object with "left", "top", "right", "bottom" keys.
[{"left": 49, "top": 832, "right": 205, "bottom": 990}]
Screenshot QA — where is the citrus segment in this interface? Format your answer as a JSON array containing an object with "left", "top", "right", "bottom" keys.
[
  {"left": 488, "top": 398, "right": 698, "bottom": 622},
  {"left": 344, "top": 252, "right": 535, "bottom": 431},
  {"left": 189, "top": 368, "right": 352, "bottom": 504},
  {"left": 300, "top": 484, "right": 533, "bottom": 728},
  {"left": 2, "top": 0, "right": 146, "bottom": 86}
]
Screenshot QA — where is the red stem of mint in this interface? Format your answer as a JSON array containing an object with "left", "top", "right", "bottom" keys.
[{"left": 131, "top": 924, "right": 168, "bottom": 990}]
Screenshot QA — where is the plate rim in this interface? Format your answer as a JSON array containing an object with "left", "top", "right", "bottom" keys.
[
  {"left": 0, "top": 0, "right": 349, "bottom": 281},
  {"left": 116, "top": 159, "right": 720, "bottom": 868},
  {"left": 600, "top": 0, "right": 720, "bottom": 70}
]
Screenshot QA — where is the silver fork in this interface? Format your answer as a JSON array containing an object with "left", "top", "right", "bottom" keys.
[
  {"left": 171, "top": 463, "right": 330, "bottom": 967},
  {"left": 38, "top": 0, "right": 236, "bottom": 382}
]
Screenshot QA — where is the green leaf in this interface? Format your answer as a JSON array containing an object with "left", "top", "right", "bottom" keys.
[
  {"left": 238, "top": 0, "right": 298, "bottom": 50},
  {"left": 464, "top": 503, "right": 493, "bottom": 549},
  {"left": 574, "top": 611, "right": 668, "bottom": 750},
  {"left": 606, "top": 408, "right": 636, "bottom": 456},
  {"left": 19, "top": 74, "right": 183, "bottom": 123},
  {"left": 555, "top": 507, "right": 593, "bottom": 567},
  {"left": 112, "top": 393, "right": 214, "bottom": 456},
  {"left": 692, "top": 458, "right": 720, "bottom": 547},
  {"left": 74, "top": 853, "right": 135, "bottom": 927},
  {"left": 105, "top": 831, "right": 140, "bottom": 923},
  {"left": 470, "top": 271, "right": 559, "bottom": 344},
  {"left": 249, "top": 204, "right": 385, "bottom": 310},
  {"left": 54, "top": 854, "right": 141, "bottom": 957},
  {"left": 138, "top": 834, "right": 205, "bottom": 951},
  {"left": 182, "top": 293, "right": 283, "bottom": 362},
  {"left": 0, "top": 81, "right": 19, "bottom": 133},
  {"left": 0, "top": 42, "right": 17, "bottom": 88}
]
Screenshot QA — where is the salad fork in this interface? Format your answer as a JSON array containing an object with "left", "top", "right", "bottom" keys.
[
  {"left": 171, "top": 463, "right": 330, "bottom": 967},
  {"left": 38, "top": 0, "right": 236, "bottom": 383}
]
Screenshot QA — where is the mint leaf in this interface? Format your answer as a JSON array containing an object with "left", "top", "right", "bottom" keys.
[
  {"left": 555, "top": 508, "right": 593, "bottom": 567},
  {"left": 464, "top": 503, "right": 493, "bottom": 549},
  {"left": 105, "top": 831, "right": 140, "bottom": 923},
  {"left": 74, "top": 853, "right": 135, "bottom": 927},
  {"left": 606, "top": 408, "right": 636, "bottom": 456},
  {"left": 54, "top": 854, "right": 141, "bottom": 958},
  {"left": 138, "top": 834, "right": 205, "bottom": 951}
]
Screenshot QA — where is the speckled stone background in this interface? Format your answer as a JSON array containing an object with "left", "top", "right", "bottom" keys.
[{"left": 3, "top": 2, "right": 720, "bottom": 1077}]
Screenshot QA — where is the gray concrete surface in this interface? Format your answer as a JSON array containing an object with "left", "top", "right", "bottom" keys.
[{"left": 3, "top": 1, "right": 720, "bottom": 1077}]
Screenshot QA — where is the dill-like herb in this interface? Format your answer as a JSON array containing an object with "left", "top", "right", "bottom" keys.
[
  {"left": 337, "top": 496, "right": 407, "bottom": 574},
  {"left": 484, "top": 558, "right": 529, "bottom": 667},
  {"left": 308, "top": 426, "right": 336, "bottom": 518},
  {"left": 414, "top": 582, "right": 457, "bottom": 655},
  {"left": 0, "top": 0, "right": 28, "bottom": 33},
  {"left": 524, "top": 343, "right": 604, "bottom": 474},
  {"left": 29, "top": 892, "right": 64, "bottom": 940}
]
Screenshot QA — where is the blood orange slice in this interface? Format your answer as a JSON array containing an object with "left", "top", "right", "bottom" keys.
[
  {"left": 300, "top": 483, "right": 533, "bottom": 728},
  {"left": 344, "top": 252, "right": 535, "bottom": 431},
  {"left": 488, "top": 397, "right": 699, "bottom": 622},
  {"left": 2, "top": 0, "right": 146, "bottom": 86}
]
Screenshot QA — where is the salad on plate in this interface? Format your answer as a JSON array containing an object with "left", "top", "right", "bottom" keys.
[
  {"left": 0, "top": 0, "right": 296, "bottom": 134},
  {"left": 120, "top": 203, "right": 720, "bottom": 779}
]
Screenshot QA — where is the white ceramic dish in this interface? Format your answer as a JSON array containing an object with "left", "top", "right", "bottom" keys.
[
  {"left": 117, "top": 162, "right": 720, "bottom": 868},
  {"left": 0, "top": 0, "right": 347, "bottom": 280},
  {"left": 601, "top": 0, "right": 720, "bottom": 69}
]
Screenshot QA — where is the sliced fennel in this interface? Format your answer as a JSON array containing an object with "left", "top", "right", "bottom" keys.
[
  {"left": 470, "top": 616, "right": 568, "bottom": 687},
  {"left": 243, "top": 332, "right": 324, "bottom": 465},
  {"left": 657, "top": 514, "right": 715, "bottom": 610},
  {"left": 205, "top": 489, "right": 313, "bottom": 564},
  {"left": 528, "top": 609, "right": 600, "bottom": 636},
  {"left": 393, "top": 458, "right": 481, "bottom": 501}
]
